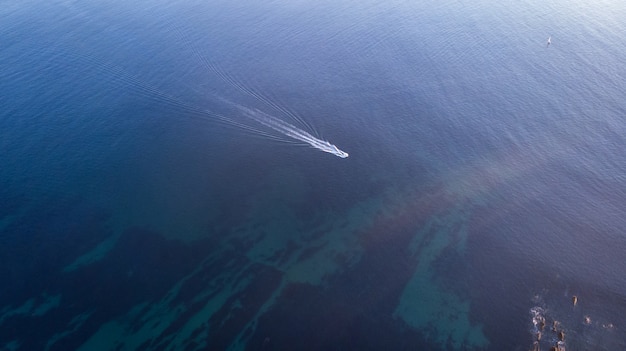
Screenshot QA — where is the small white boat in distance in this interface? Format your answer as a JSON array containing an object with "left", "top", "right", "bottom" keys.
[{"left": 547, "top": 36, "right": 551, "bottom": 47}]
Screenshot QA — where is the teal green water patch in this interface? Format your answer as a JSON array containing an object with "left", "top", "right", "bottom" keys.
[
  {"left": 63, "top": 174, "right": 221, "bottom": 273},
  {"left": 45, "top": 311, "right": 93, "bottom": 351},
  {"left": 284, "top": 198, "right": 381, "bottom": 285},
  {"left": 226, "top": 280, "right": 287, "bottom": 351},
  {"left": 219, "top": 186, "right": 390, "bottom": 350},
  {"left": 2, "top": 340, "right": 19, "bottom": 351},
  {"left": 237, "top": 193, "right": 382, "bottom": 286},
  {"left": 0, "top": 299, "right": 34, "bottom": 325},
  {"left": 226, "top": 164, "right": 385, "bottom": 286},
  {"left": 0, "top": 293, "right": 61, "bottom": 324},
  {"left": 225, "top": 195, "right": 385, "bottom": 351},
  {"left": 73, "top": 165, "right": 391, "bottom": 351},
  {"left": 79, "top": 273, "right": 244, "bottom": 350},
  {"left": 62, "top": 200, "right": 142, "bottom": 273},
  {"left": 63, "top": 234, "right": 120, "bottom": 272},
  {"left": 394, "top": 205, "right": 489, "bottom": 350},
  {"left": 31, "top": 294, "right": 61, "bottom": 316},
  {"left": 76, "top": 302, "right": 161, "bottom": 351},
  {"left": 162, "top": 273, "right": 256, "bottom": 350},
  {"left": 74, "top": 223, "right": 279, "bottom": 351},
  {"left": 77, "top": 252, "right": 254, "bottom": 351}
]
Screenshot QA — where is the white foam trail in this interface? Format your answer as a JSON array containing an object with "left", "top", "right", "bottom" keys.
[
  {"left": 236, "top": 104, "right": 349, "bottom": 158},
  {"left": 169, "top": 23, "right": 347, "bottom": 158}
]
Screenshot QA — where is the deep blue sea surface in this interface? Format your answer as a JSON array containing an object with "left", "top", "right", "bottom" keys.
[{"left": 2, "top": 0, "right": 625, "bottom": 349}]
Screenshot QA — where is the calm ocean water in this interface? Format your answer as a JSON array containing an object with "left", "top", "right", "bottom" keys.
[{"left": 1, "top": 0, "right": 625, "bottom": 350}]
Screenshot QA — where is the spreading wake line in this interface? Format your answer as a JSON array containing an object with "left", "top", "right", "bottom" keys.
[
  {"left": 64, "top": 50, "right": 349, "bottom": 158},
  {"left": 170, "top": 24, "right": 348, "bottom": 158},
  {"left": 236, "top": 104, "right": 349, "bottom": 158},
  {"left": 61, "top": 22, "right": 350, "bottom": 159}
]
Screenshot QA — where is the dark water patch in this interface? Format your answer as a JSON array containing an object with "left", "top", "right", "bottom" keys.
[
  {"left": 466, "top": 196, "right": 578, "bottom": 349},
  {"left": 465, "top": 239, "right": 542, "bottom": 350},
  {"left": 248, "top": 282, "right": 431, "bottom": 351},
  {"left": 0, "top": 196, "right": 110, "bottom": 304},
  {"left": 431, "top": 245, "right": 471, "bottom": 301},
  {"left": 267, "top": 240, "right": 299, "bottom": 267},
  {"left": 50, "top": 228, "right": 208, "bottom": 350},
  {"left": 3, "top": 0, "right": 626, "bottom": 350},
  {"left": 0, "top": 188, "right": 26, "bottom": 221},
  {"left": 466, "top": 195, "right": 626, "bottom": 350},
  {"left": 474, "top": 159, "right": 626, "bottom": 291},
  {"left": 0, "top": 226, "right": 209, "bottom": 350},
  {"left": 245, "top": 183, "right": 465, "bottom": 350},
  {"left": 143, "top": 262, "right": 283, "bottom": 350},
  {"left": 203, "top": 265, "right": 282, "bottom": 350}
]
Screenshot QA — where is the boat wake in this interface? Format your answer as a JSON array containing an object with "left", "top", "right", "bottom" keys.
[
  {"left": 231, "top": 103, "right": 348, "bottom": 158},
  {"left": 169, "top": 22, "right": 349, "bottom": 158},
  {"left": 52, "top": 10, "right": 349, "bottom": 159}
]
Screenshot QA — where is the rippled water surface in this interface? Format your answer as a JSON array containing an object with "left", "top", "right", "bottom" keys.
[{"left": 1, "top": 0, "right": 625, "bottom": 349}]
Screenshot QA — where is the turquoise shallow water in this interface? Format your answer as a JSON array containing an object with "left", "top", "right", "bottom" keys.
[{"left": 1, "top": 0, "right": 625, "bottom": 350}]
